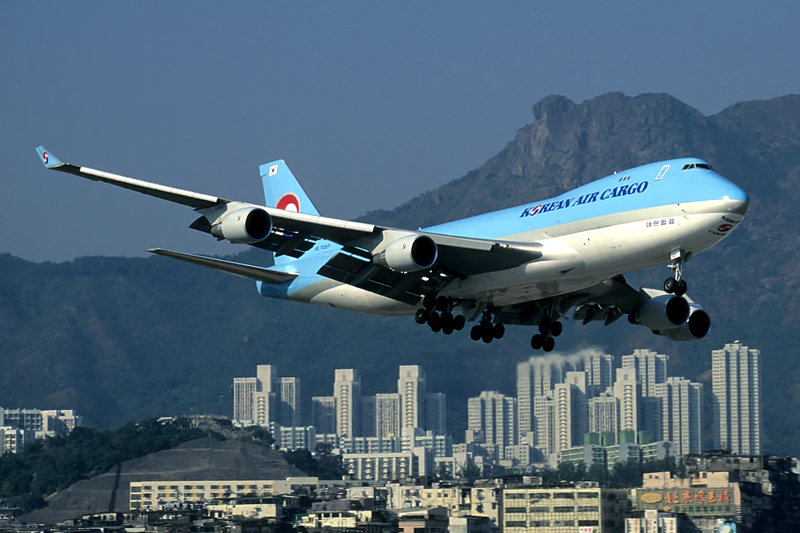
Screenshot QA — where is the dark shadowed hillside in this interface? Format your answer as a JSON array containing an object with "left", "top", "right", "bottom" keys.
[{"left": 1, "top": 92, "right": 798, "bottom": 455}]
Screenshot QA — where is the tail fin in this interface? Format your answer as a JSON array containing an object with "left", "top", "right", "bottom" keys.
[
  {"left": 259, "top": 160, "right": 321, "bottom": 265},
  {"left": 260, "top": 160, "right": 320, "bottom": 216}
]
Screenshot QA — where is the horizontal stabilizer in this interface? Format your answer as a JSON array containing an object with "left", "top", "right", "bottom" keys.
[{"left": 148, "top": 248, "right": 297, "bottom": 283}]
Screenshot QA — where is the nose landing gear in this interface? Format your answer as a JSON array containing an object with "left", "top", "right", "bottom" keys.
[{"left": 663, "top": 251, "right": 688, "bottom": 296}]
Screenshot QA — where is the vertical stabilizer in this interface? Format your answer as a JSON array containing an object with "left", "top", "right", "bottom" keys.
[
  {"left": 259, "top": 160, "right": 321, "bottom": 265},
  {"left": 260, "top": 160, "right": 320, "bottom": 216}
]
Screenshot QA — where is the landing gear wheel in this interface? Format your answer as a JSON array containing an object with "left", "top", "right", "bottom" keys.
[
  {"left": 423, "top": 293, "right": 435, "bottom": 310},
  {"left": 675, "top": 279, "right": 688, "bottom": 296},
  {"left": 664, "top": 278, "right": 676, "bottom": 293},
  {"left": 441, "top": 313, "right": 454, "bottom": 334},
  {"left": 470, "top": 325, "right": 482, "bottom": 341},
  {"left": 530, "top": 334, "right": 544, "bottom": 350},
  {"left": 543, "top": 336, "right": 555, "bottom": 352},
  {"left": 550, "top": 321, "right": 563, "bottom": 337},
  {"left": 482, "top": 329, "right": 494, "bottom": 343},
  {"left": 415, "top": 309, "right": 429, "bottom": 324},
  {"left": 453, "top": 315, "right": 466, "bottom": 331},
  {"left": 538, "top": 318, "right": 551, "bottom": 335},
  {"left": 428, "top": 312, "right": 441, "bottom": 332},
  {"left": 493, "top": 323, "right": 505, "bottom": 339},
  {"left": 435, "top": 296, "right": 449, "bottom": 312}
]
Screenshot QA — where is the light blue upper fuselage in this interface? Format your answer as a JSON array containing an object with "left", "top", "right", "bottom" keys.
[
  {"left": 258, "top": 158, "right": 749, "bottom": 300},
  {"left": 425, "top": 158, "right": 748, "bottom": 239}
]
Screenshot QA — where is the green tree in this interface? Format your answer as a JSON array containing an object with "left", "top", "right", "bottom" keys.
[
  {"left": 315, "top": 444, "right": 345, "bottom": 479},
  {"left": 458, "top": 459, "right": 482, "bottom": 483}
]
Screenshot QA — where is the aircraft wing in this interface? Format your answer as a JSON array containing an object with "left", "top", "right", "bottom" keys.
[{"left": 36, "top": 147, "right": 543, "bottom": 304}]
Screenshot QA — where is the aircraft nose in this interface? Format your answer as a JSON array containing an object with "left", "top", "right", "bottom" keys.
[{"left": 724, "top": 181, "right": 750, "bottom": 216}]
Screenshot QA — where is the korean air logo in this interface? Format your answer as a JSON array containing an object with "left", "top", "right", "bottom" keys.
[
  {"left": 276, "top": 193, "right": 300, "bottom": 212},
  {"left": 717, "top": 223, "right": 733, "bottom": 233},
  {"left": 42, "top": 151, "right": 49, "bottom": 164}
]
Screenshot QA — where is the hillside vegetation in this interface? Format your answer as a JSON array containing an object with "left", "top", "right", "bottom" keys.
[{"left": 0, "top": 418, "right": 220, "bottom": 512}]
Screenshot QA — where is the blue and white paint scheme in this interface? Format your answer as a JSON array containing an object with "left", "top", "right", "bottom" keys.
[{"left": 35, "top": 146, "right": 749, "bottom": 351}]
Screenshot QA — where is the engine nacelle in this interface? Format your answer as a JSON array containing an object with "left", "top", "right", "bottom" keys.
[
  {"left": 211, "top": 207, "right": 272, "bottom": 244},
  {"left": 374, "top": 234, "right": 438, "bottom": 272},
  {"left": 629, "top": 290, "right": 690, "bottom": 332},
  {"left": 657, "top": 304, "right": 712, "bottom": 341}
]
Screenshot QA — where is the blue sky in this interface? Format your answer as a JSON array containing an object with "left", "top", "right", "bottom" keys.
[{"left": 3, "top": 1, "right": 798, "bottom": 261}]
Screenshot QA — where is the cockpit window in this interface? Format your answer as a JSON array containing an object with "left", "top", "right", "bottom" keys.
[{"left": 682, "top": 163, "right": 713, "bottom": 171}]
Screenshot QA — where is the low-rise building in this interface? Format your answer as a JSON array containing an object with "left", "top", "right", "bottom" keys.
[
  {"left": 129, "top": 477, "right": 322, "bottom": 510},
  {"left": 0, "top": 426, "right": 33, "bottom": 454},
  {"left": 631, "top": 471, "right": 739, "bottom": 530},
  {"left": 501, "top": 483, "right": 628, "bottom": 532},
  {"left": 343, "top": 447, "right": 432, "bottom": 482}
]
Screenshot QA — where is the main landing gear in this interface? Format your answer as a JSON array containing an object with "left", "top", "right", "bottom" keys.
[
  {"left": 530, "top": 316, "right": 563, "bottom": 352},
  {"left": 469, "top": 309, "right": 505, "bottom": 344},
  {"left": 415, "top": 295, "right": 465, "bottom": 335},
  {"left": 663, "top": 251, "right": 688, "bottom": 296}
]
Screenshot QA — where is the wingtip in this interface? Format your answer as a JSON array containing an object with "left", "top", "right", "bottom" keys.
[{"left": 35, "top": 146, "right": 63, "bottom": 168}]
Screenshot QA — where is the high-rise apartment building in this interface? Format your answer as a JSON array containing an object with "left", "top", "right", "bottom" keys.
[
  {"left": 613, "top": 368, "right": 639, "bottom": 433},
  {"left": 553, "top": 372, "right": 587, "bottom": 454},
  {"left": 588, "top": 392, "right": 618, "bottom": 435},
  {"left": 712, "top": 341, "right": 761, "bottom": 455},
  {"left": 233, "top": 376, "right": 271, "bottom": 427},
  {"left": 467, "top": 391, "right": 516, "bottom": 458},
  {"left": 360, "top": 396, "right": 377, "bottom": 437},
  {"left": 585, "top": 352, "right": 614, "bottom": 397},
  {"left": 311, "top": 396, "right": 337, "bottom": 434},
  {"left": 425, "top": 392, "right": 446, "bottom": 435},
  {"left": 280, "top": 377, "right": 302, "bottom": 426},
  {"left": 233, "top": 377, "right": 258, "bottom": 426},
  {"left": 233, "top": 365, "right": 301, "bottom": 427},
  {"left": 516, "top": 356, "right": 583, "bottom": 443},
  {"left": 334, "top": 369, "right": 361, "bottom": 438},
  {"left": 533, "top": 395, "right": 555, "bottom": 461},
  {"left": 398, "top": 365, "right": 426, "bottom": 430},
  {"left": 613, "top": 368, "right": 639, "bottom": 434},
  {"left": 655, "top": 377, "right": 702, "bottom": 457},
  {"left": 622, "top": 349, "right": 669, "bottom": 442},
  {"left": 375, "top": 393, "right": 401, "bottom": 438},
  {"left": 621, "top": 349, "right": 668, "bottom": 397}
]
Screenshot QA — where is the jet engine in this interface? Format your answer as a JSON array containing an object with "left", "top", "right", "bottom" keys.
[
  {"left": 656, "top": 304, "right": 711, "bottom": 341},
  {"left": 374, "top": 234, "right": 438, "bottom": 272},
  {"left": 210, "top": 207, "right": 272, "bottom": 244},
  {"left": 628, "top": 289, "right": 690, "bottom": 331}
]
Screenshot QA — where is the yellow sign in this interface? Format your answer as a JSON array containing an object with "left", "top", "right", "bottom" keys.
[{"left": 640, "top": 492, "right": 663, "bottom": 504}]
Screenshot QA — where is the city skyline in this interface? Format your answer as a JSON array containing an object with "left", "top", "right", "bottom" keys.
[{"left": 231, "top": 341, "right": 761, "bottom": 472}]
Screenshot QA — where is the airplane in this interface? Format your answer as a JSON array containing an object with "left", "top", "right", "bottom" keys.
[{"left": 35, "top": 146, "right": 749, "bottom": 352}]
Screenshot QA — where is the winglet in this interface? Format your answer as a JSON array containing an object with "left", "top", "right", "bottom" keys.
[{"left": 35, "top": 146, "right": 64, "bottom": 168}]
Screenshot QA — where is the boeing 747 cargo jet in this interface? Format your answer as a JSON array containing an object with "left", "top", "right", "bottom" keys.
[{"left": 36, "top": 147, "right": 749, "bottom": 352}]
